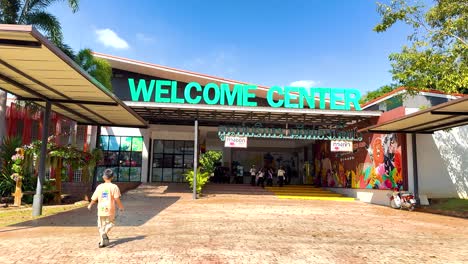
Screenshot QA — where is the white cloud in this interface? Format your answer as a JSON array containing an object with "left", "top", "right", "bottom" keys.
[
  {"left": 289, "top": 80, "right": 320, "bottom": 87},
  {"left": 95, "top": 28, "right": 129, "bottom": 49}
]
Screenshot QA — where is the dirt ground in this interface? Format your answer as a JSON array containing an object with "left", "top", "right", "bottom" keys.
[{"left": 0, "top": 183, "right": 467, "bottom": 264}]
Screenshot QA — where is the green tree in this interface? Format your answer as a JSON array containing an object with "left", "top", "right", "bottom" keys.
[
  {"left": 0, "top": 0, "right": 79, "bottom": 45},
  {"left": 374, "top": 0, "right": 467, "bottom": 94},
  {"left": 0, "top": 0, "right": 80, "bottom": 142},
  {"left": 199, "top": 150, "right": 222, "bottom": 175},
  {"left": 360, "top": 84, "right": 397, "bottom": 104},
  {"left": 74, "top": 48, "right": 113, "bottom": 91}
]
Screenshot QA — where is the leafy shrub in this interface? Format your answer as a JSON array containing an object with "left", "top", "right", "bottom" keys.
[
  {"left": 184, "top": 168, "right": 210, "bottom": 194},
  {"left": 0, "top": 136, "right": 22, "bottom": 197}
]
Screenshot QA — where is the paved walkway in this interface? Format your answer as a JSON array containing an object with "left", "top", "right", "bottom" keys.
[{"left": 1, "top": 183, "right": 467, "bottom": 264}]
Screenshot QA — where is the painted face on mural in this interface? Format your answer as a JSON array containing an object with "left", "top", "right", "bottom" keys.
[{"left": 383, "top": 134, "right": 398, "bottom": 155}]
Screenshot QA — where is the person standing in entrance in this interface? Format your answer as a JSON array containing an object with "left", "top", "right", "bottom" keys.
[
  {"left": 256, "top": 168, "right": 265, "bottom": 188},
  {"left": 249, "top": 165, "right": 257, "bottom": 186},
  {"left": 88, "top": 169, "right": 124, "bottom": 248},
  {"left": 277, "top": 166, "right": 286, "bottom": 187}
]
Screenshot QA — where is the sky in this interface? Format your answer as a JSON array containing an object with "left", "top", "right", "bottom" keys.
[{"left": 48, "top": 0, "right": 413, "bottom": 94}]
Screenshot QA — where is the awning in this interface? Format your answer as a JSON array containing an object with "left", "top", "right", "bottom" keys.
[
  {"left": 359, "top": 95, "right": 468, "bottom": 133},
  {"left": 0, "top": 24, "right": 147, "bottom": 128},
  {"left": 126, "top": 101, "right": 382, "bottom": 127}
]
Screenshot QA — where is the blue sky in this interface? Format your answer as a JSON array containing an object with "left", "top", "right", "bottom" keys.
[{"left": 49, "top": 0, "right": 412, "bottom": 94}]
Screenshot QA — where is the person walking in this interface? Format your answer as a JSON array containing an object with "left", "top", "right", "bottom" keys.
[
  {"left": 266, "top": 168, "right": 274, "bottom": 187},
  {"left": 88, "top": 169, "right": 124, "bottom": 248},
  {"left": 277, "top": 166, "right": 286, "bottom": 187},
  {"left": 249, "top": 165, "right": 257, "bottom": 186},
  {"left": 256, "top": 168, "right": 265, "bottom": 188}
]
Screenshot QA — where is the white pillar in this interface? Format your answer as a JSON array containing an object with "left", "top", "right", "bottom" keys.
[
  {"left": 406, "top": 134, "right": 415, "bottom": 193},
  {"left": 140, "top": 128, "right": 149, "bottom": 183}
]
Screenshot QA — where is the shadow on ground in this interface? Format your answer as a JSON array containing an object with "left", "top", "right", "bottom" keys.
[
  {"left": 107, "top": 235, "right": 146, "bottom": 248},
  {"left": 10, "top": 185, "right": 181, "bottom": 227}
]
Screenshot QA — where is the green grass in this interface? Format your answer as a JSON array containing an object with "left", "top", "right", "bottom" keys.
[
  {"left": 0, "top": 203, "right": 87, "bottom": 227},
  {"left": 430, "top": 199, "right": 468, "bottom": 211}
]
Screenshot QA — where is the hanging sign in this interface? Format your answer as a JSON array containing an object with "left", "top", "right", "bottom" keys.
[
  {"left": 224, "top": 136, "right": 248, "bottom": 148},
  {"left": 218, "top": 124, "right": 363, "bottom": 142},
  {"left": 331, "top": 141, "right": 353, "bottom": 152}
]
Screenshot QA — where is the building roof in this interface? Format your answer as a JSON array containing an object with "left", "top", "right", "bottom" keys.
[
  {"left": 0, "top": 25, "right": 147, "bottom": 128},
  {"left": 361, "top": 86, "right": 464, "bottom": 110},
  {"left": 359, "top": 95, "right": 468, "bottom": 133},
  {"left": 94, "top": 52, "right": 380, "bottom": 127}
]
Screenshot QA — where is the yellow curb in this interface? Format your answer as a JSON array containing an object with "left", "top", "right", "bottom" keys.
[
  {"left": 277, "top": 195, "right": 356, "bottom": 201},
  {"left": 271, "top": 193, "right": 345, "bottom": 197}
]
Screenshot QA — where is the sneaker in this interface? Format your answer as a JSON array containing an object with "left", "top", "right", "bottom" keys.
[{"left": 102, "top": 233, "right": 109, "bottom": 247}]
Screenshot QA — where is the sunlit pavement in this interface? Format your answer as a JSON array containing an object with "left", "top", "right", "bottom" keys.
[{"left": 1, "top": 183, "right": 467, "bottom": 264}]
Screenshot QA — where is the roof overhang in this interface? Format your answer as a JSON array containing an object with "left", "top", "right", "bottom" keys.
[
  {"left": 0, "top": 24, "right": 147, "bottom": 128},
  {"left": 359, "top": 95, "right": 468, "bottom": 134},
  {"left": 126, "top": 101, "right": 381, "bottom": 127}
]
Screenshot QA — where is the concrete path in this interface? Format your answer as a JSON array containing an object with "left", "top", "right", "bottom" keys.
[{"left": 0, "top": 183, "right": 467, "bottom": 264}]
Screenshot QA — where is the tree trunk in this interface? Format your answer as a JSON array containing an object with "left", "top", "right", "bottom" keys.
[{"left": 0, "top": 90, "right": 7, "bottom": 144}]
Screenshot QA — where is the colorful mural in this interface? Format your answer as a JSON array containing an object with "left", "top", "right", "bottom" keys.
[{"left": 313, "top": 133, "right": 406, "bottom": 190}]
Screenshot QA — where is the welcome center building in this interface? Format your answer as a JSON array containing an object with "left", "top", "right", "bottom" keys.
[{"left": 2, "top": 25, "right": 467, "bottom": 206}]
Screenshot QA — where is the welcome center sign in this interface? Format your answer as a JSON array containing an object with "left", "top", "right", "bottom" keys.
[{"left": 128, "top": 79, "right": 362, "bottom": 110}]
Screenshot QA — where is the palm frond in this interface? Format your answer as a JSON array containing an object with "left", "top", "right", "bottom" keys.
[
  {"left": 24, "top": 10, "right": 63, "bottom": 44},
  {"left": 55, "top": 41, "right": 76, "bottom": 59},
  {"left": 28, "top": 0, "right": 79, "bottom": 13},
  {"left": 91, "top": 57, "right": 113, "bottom": 91},
  {"left": 75, "top": 48, "right": 94, "bottom": 72},
  {"left": 0, "top": 0, "right": 21, "bottom": 23},
  {"left": 74, "top": 49, "right": 113, "bottom": 91}
]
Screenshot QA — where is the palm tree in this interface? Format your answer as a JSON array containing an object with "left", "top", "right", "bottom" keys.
[
  {"left": 74, "top": 48, "right": 113, "bottom": 91},
  {"left": 0, "top": 0, "right": 79, "bottom": 142},
  {"left": 0, "top": 0, "right": 79, "bottom": 44}
]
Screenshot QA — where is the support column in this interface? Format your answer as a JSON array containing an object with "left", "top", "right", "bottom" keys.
[
  {"left": 193, "top": 119, "right": 198, "bottom": 200},
  {"left": 411, "top": 133, "right": 419, "bottom": 203},
  {"left": 91, "top": 125, "right": 101, "bottom": 192},
  {"left": 32, "top": 101, "right": 51, "bottom": 216}
]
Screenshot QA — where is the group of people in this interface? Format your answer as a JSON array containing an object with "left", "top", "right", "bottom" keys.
[{"left": 249, "top": 165, "right": 287, "bottom": 188}]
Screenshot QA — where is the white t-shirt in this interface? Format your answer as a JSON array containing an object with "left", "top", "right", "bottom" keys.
[
  {"left": 250, "top": 168, "right": 257, "bottom": 176},
  {"left": 277, "top": 169, "right": 285, "bottom": 177}
]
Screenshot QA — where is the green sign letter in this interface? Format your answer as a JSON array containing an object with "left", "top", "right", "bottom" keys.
[
  {"left": 203, "top": 83, "right": 221, "bottom": 105},
  {"left": 284, "top": 86, "right": 299, "bottom": 108},
  {"left": 267, "top": 86, "right": 284, "bottom": 108},
  {"left": 155, "top": 80, "right": 171, "bottom": 103},
  {"left": 345, "top": 88, "right": 362, "bottom": 110},
  {"left": 185, "top": 82, "right": 202, "bottom": 104},
  {"left": 170, "top": 81, "right": 184, "bottom": 103},
  {"left": 330, "top": 88, "right": 345, "bottom": 110},
  {"left": 129, "top": 78, "right": 154, "bottom": 102},
  {"left": 242, "top": 85, "right": 257, "bottom": 107},
  {"left": 221, "top": 83, "right": 243, "bottom": 106}
]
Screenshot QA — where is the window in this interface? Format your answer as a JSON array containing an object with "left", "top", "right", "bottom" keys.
[
  {"left": 73, "top": 169, "right": 82, "bottom": 182},
  {"left": 96, "top": 135, "right": 144, "bottom": 182},
  {"left": 151, "top": 140, "right": 194, "bottom": 182}
]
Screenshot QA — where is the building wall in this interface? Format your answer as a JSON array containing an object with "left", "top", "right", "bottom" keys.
[
  {"left": 326, "top": 188, "right": 393, "bottom": 206},
  {"left": 415, "top": 125, "right": 468, "bottom": 199},
  {"left": 312, "top": 133, "right": 407, "bottom": 190},
  {"left": 403, "top": 94, "right": 449, "bottom": 109}
]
